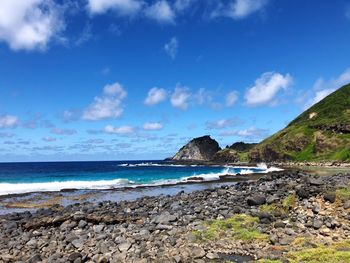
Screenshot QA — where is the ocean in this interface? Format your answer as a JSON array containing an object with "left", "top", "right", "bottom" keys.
[{"left": 0, "top": 160, "right": 282, "bottom": 195}]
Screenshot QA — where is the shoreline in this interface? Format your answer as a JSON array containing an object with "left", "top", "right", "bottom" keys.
[{"left": 1, "top": 169, "right": 350, "bottom": 262}]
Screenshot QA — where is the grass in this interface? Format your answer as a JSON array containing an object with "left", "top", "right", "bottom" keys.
[
  {"left": 257, "top": 240, "right": 350, "bottom": 263},
  {"left": 287, "top": 241, "right": 350, "bottom": 263},
  {"left": 336, "top": 187, "right": 350, "bottom": 203},
  {"left": 282, "top": 193, "right": 296, "bottom": 211},
  {"left": 193, "top": 214, "right": 267, "bottom": 242},
  {"left": 259, "top": 193, "right": 296, "bottom": 214}
]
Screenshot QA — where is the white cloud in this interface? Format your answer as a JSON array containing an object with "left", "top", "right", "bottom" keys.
[
  {"left": 104, "top": 125, "right": 134, "bottom": 134},
  {"left": 143, "top": 122, "right": 163, "bottom": 131},
  {"left": 304, "top": 68, "right": 350, "bottom": 109},
  {"left": 174, "top": 0, "right": 195, "bottom": 12},
  {"left": 171, "top": 85, "right": 191, "bottom": 110},
  {"left": 205, "top": 118, "right": 242, "bottom": 130},
  {"left": 0, "top": 0, "right": 65, "bottom": 51},
  {"left": 225, "top": 91, "right": 238, "bottom": 106},
  {"left": 145, "top": 0, "right": 175, "bottom": 23},
  {"left": 51, "top": 128, "right": 76, "bottom": 135},
  {"left": 220, "top": 126, "right": 268, "bottom": 140},
  {"left": 82, "top": 82, "right": 127, "bottom": 121},
  {"left": 0, "top": 115, "right": 19, "bottom": 128},
  {"left": 87, "top": 0, "right": 143, "bottom": 16},
  {"left": 212, "top": 0, "right": 268, "bottom": 20},
  {"left": 144, "top": 87, "right": 167, "bottom": 105},
  {"left": 245, "top": 72, "right": 293, "bottom": 106},
  {"left": 164, "top": 37, "right": 178, "bottom": 59}
]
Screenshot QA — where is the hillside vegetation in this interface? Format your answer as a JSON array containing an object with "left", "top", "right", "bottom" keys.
[{"left": 249, "top": 84, "right": 350, "bottom": 162}]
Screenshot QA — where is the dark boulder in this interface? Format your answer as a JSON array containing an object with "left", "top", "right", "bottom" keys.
[{"left": 247, "top": 195, "right": 266, "bottom": 206}]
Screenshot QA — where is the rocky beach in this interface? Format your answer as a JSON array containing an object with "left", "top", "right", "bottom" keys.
[{"left": 1, "top": 169, "right": 350, "bottom": 263}]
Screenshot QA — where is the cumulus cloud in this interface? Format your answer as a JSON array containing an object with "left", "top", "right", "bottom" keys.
[
  {"left": 205, "top": 118, "right": 242, "bottom": 130},
  {"left": 171, "top": 85, "right": 191, "bottom": 110},
  {"left": 212, "top": 0, "right": 268, "bottom": 19},
  {"left": 87, "top": 0, "right": 143, "bottom": 16},
  {"left": 220, "top": 126, "right": 269, "bottom": 140},
  {"left": 304, "top": 68, "right": 350, "bottom": 109},
  {"left": 144, "top": 87, "right": 167, "bottom": 105},
  {"left": 174, "top": 0, "right": 195, "bottom": 11},
  {"left": 225, "top": 91, "right": 238, "bottom": 106},
  {"left": 0, "top": 0, "right": 65, "bottom": 51},
  {"left": 145, "top": 0, "right": 175, "bottom": 23},
  {"left": 245, "top": 72, "right": 293, "bottom": 106},
  {"left": 51, "top": 128, "right": 76, "bottom": 135},
  {"left": 143, "top": 122, "right": 163, "bottom": 131},
  {"left": 82, "top": 82, "right": 127, "bottom": 121},
  {"left": 0, "top": 115, "right": 19, "bottom": 128},
  {"left": 164, "top": 37, "right": 178, "bottom": 59},
  {"left": 104, "top": 125, "right": 134, "bottom": 134}
]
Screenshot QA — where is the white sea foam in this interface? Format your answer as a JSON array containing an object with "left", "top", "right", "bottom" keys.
[
  {"left": 0, "top": 178, "right": 131, "bottom": 196},
  {"left": 118, "top": 162, "right": 187, "bottom": 167}
]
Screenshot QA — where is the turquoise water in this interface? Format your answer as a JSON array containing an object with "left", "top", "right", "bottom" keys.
[{"left": 0, "top": 160, "right": 280, "bottom": 195}]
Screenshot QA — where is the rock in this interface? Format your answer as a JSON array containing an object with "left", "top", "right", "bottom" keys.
[
  {"left": 152, "top": 212, "right": 177, "bottom": 224},
  {"left": 94, "top": 224, "right": 105, "bottom": 233},
  {"left": 71, "top": 239, "right": 84, "bottom": 249},
  {"left": 206, "top": 252, "right": 219, "bottom": 260},
  {"left": 27, "top": 254, "right": 42, "bottom": 263},
  {"left": 324, "top": 192, "right": 336, "bottom": 203},
  {"left": 247, "top": 195, "right": 266, "bottom": 206},
  {"left": 68, "top": 252, "right": 82, "bottom": 262},
  {"left": 297, "top": 188, "right": 309, "bottom": 199},
  {"left": 26, "top": 239, "right": 37, "bottom": 248},
  {"left": 344, "top": 201, "right": 350, "bottom": 209},
  {"left": 274, "top": 221, "right": 286, "bottom": 228},
  {"left": 118, "top": 242, "right": 131, "bottom": 252},
  {"left": 171, "top": 135, "right": 221, "bottom": 161},
  {"left": 78, "top": 220, "right": 87, "bottom": 228},
  {"left": 312, "top": 203, "right": 321, "bottom": 214},
  {"left": 4, "top": 221, "right": 17, "bottom": 231},
  {"left": 309, "top": 178, "right": 323, "bottom": 186},
  {"left": 313, "top": 219, "right": 323, "bottom": 229},
  {"left": 191, "top": 247, "right": 206, "bottom": 259},
  {"left": 279, "top": 237, "right": 294, "bottom": 245}
]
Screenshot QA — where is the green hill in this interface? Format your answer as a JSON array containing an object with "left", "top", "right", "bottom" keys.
[{"left": 249, "top": 83, "right": 350, "bottom": 162}]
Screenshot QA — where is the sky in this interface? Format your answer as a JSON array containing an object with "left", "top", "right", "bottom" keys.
[{"left": 1, "top": 0, "right": 350, "bottom": 162}]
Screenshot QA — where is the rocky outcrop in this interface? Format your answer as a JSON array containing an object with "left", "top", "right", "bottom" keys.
[
  {"left": 248, "top": 83, "right": 350, "bottom": 162},
  {"left": 227, "top": 142, "right": 257, "bottom": 152},
  {"left": 212, "top": 148, "right": 239, "bottom": 163},
  {"left": 172, "top": 135, "right": 221, "bottom": 161}
]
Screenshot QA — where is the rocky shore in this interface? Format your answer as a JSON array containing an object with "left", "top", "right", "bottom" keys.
[{"left": 1, "top": 170, "right": 350, "bottom": 263}]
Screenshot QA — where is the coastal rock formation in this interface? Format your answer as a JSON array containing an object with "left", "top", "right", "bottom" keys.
[
  {"left": 212, "top": 148, "right": 239, "bottom": 163},
  {"left": 249, "top": 83, "right": 350, "bottom": 162},
  {"left": 172, "top": 135, "right": 221, "bottom": 161}
]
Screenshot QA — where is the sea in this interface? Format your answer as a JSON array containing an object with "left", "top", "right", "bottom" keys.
[{"left": 0, "top": 160, "right": 282, "bottom": 196}]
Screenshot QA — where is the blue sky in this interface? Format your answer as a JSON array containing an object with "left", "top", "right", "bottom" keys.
[{"left": 1, "top": 0, "right": 350, "bottom": 162}]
